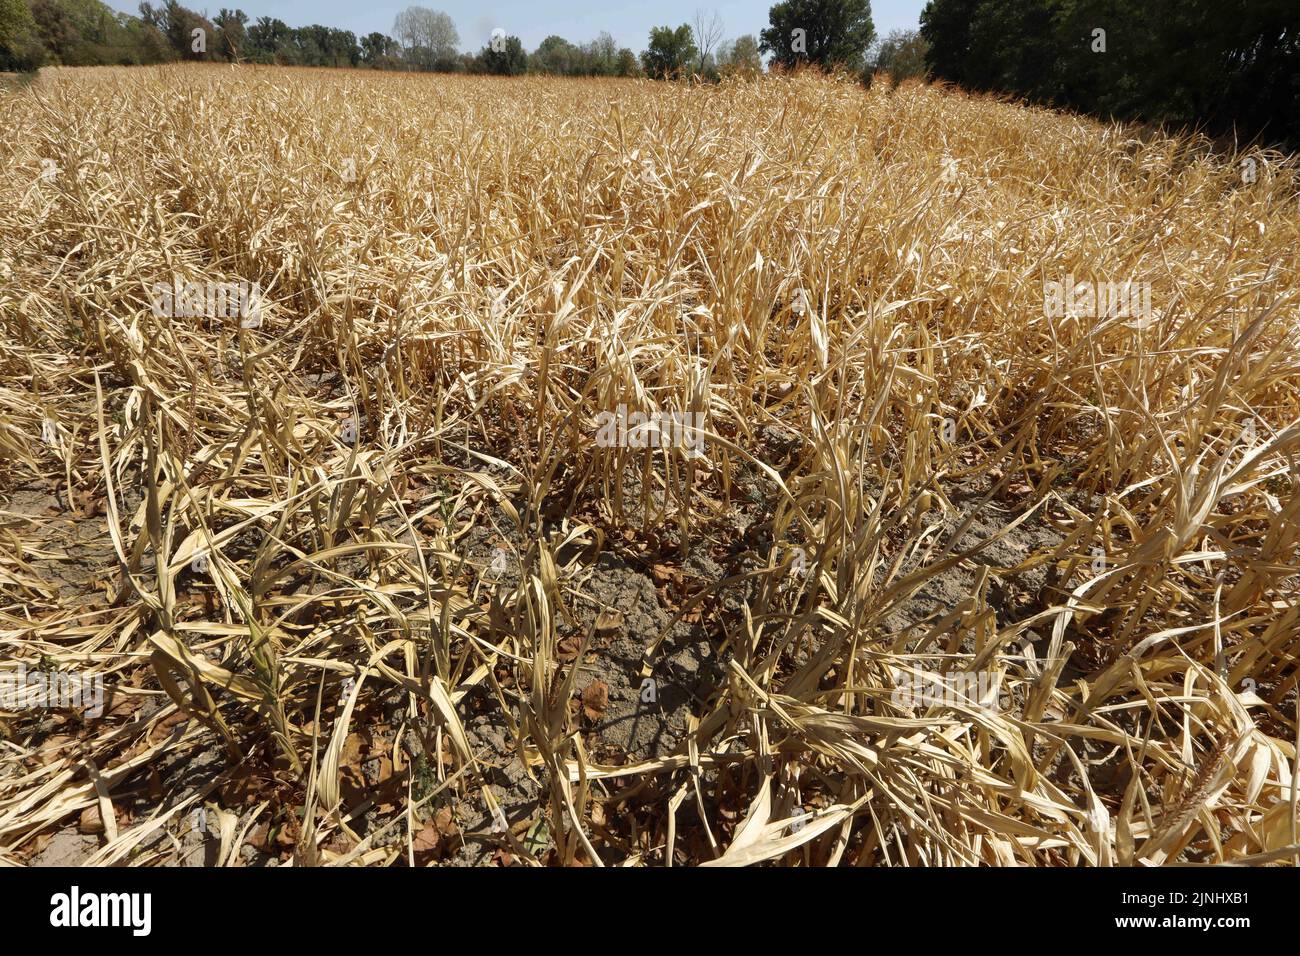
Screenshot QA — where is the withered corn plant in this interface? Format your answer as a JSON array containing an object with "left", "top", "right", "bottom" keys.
[{"left": 0, "top": 65, "right": 1297, "bottom": 867}]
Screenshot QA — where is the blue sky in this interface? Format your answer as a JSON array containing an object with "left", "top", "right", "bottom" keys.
[{"left": 100, "top": 0, "right": 928, "bottom": 53}]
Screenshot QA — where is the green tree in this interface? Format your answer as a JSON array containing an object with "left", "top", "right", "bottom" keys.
[
  {"left": 138, "top": 0, "right": 212, "bottom": 60},
  {"left": 530, "top": 33, "right": 576, "bottom": 73},
  {"left": 26, "top": 0, "right": 161, "bottom": 65},
  {"left": 245, "top": 15, "right": 288, "bottom": 62},
  {"left": 918, "top": 0, "right": 978, "bottom": 85},
  {"left": 758, "top": 0, "right": 875, "bottom": 71},
  {"left": 474, "top": 32, "right": 525, "bottom": 74},
  {"left": 360, "top": 30, "right": 398, "bottom": 67},
  {"left": 870, "top": 28, "right": 929, "bottom": 83},
  {"left": 213, "top": 7, "right": 245, "bottom": 61},
  {"left": 919, "top": 0, "right": 1300, "bottom": 150},
  {"left": 581, "top": 30, "right": 618, "bottom": 75},
  {"left": 326, "top": 27, "right": 359, "bottom": 67},
  {"left": 641, "top": 23, "right": 696, "bottom": 79},
  {"left": 30, "top": 0, "right": 75, "bottom": 61},
  {"left": 719, "top": 33, "right": 762, "bottom": 76},
  {"left": 614, "top": 46, "right": 640, "bottom": 76},
  {"left": 121, "top": 12, "right": 170, "bottom": 62},
  {"left": 0, "top": 0, "right": 44, "bottom": 70}
]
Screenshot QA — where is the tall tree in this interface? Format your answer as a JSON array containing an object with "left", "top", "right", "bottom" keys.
[
  {"left": 30, "top": 0, "right": 75, "bottom": 61},
  {"left": 917, "top": 0, "right": 978, "bottom": 85},
  {"left": 0, "top": 0, "right": 44, "bottom": 69},
  {"left": 585, "top": 30, "right": 618, "bottom": 74},
  {"left": 871, "top": 28, "right": 928, "bottom": 83},
  {"left": 759, "top": 0, "right": 875, "bottom": 71},
  {"left": 919, "top": 0, "right": 1300, "bottom": 149},
  {"left": 614, "top": 46, "right": 640, "bottom": 76},
  {"left": 213, "top": 7, "right": 245, "bottom": 62},
  {"left": 360, "top": 30, "right": 398, "bottom": 66},
  {"left": 245, "top": 14, "right": 289, "bottom": 62},
  {"left": 531, "top": 33, "right": 576, "bottom": 73},
  {"left": 139, "top": 0, "right": 213, "bottom": 61},
  {"left": 719, "top": 33, "right": 762, "bottom": 76},
  {"left": 641, "top": 23, "right": 697, "bottom": 79},
  {"left": 391, "top": 5, "right": 457, "bottom": 67},
  {"left": 692, "top": 8, "right": 724, "bottom": 74},
  {"left": 474, "top": 32, "right": 524, "bottom": 74}
]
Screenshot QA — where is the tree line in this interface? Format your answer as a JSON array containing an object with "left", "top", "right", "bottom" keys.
[
  {"left": 0, "top": 0, "right": 875, "bottom": 78},
  {"left": 0, "top": 0, "right": 885, "bottom": 79},
  {"left": 919, "top": 0, "right": 1300, "bottom": 148},
  {"left": 0, "top": 0, "right": 760, "bottom": 76}
]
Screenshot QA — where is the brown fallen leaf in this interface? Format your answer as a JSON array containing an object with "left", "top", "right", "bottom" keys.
[
  {"left": 581, "top": 680, "right": 610, "bottom": 721},
  {"left": 79, "top": 805, "right": 105, "bottom": 834},
  {"left": 149, "top": 710, "right": 188, "bottom": 744},
  {"left": 594, "top": 609, "right": 624, "bottom": 639},
  {"left": 413, "top": 805, "right": 460, "bottom": 864},
  {"left": 556, "top": 633, "right": 582, "bottom": 661},
  {"left": 106, "top": 692, "right": 142, "bottom": 718},
  {"left": 275, "top": 813, "right": 300, "bottom": 847},
  {"left": 433, "top": 806, "right": 457, "bottom": 835},
  {"left": 413, "top": 823, "right": 442, "bottom": 864},
  {"left": 246, "top": 823, "right": 270, "bottom": 851},
  {"left": 19, "top": 832, "right": 52, "bottom": 862}
]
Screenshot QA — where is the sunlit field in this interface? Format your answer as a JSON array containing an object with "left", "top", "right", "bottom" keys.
[{"left": 1, "top": 64, "right": 1297, "bottom": 866}]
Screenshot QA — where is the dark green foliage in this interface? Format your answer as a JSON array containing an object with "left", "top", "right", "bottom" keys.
[
  {"left": 472, "top": 33, "right": 526, "bottom": 75},
  {"left": 360, "top": 30, "right": 399, "bottom": 67},
  {"left": 920, "top": 0, "right": 1300, "bottom": 148},
  {"left": 759, "top": 0, "right": 875, "bottom": 72},
  {"left": 213, "top": 8, "right": 245, "bottom": 62},
  {"left": 245, "top": 15, "right": 290, "bottom": 63},
  {"left": 641, "top": 24, "right": 697, "bottom": 79},
  {"left": 870, "top": 28, "right": 929, "bottom": 84},
  {"left": 0, "top": 0, "right": 43, "bottom": 70},
  {"left": 3, "top": 0, "right": 647, "bottom": 82},
  {"left": 11, "top": 0, "right": 168, "bottom": 66},
  {"left": 530, "top": 31, "right": 639, "bottom": 76}
]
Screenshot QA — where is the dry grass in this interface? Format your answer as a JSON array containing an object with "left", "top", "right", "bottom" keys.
[{"left": 1, "top": 63, "right": 1298, "bottom": 867}]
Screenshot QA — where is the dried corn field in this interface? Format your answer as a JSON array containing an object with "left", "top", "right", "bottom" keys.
[{"left": 1, "top": 64, "right": 1298, "bottom": 867}]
